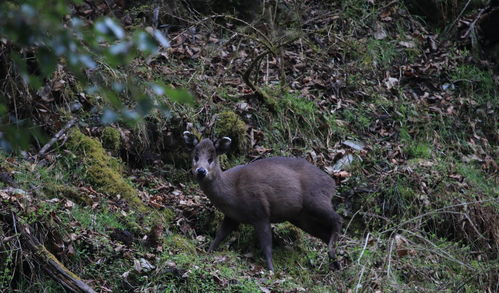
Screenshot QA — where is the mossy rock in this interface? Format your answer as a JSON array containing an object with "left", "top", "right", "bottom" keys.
[
  {"left": 66, "top": 129, "right": 146, "bottom": 212},
  {"left": 101, "top": 127, "right": 121, "bottom": 153},
  {"left": 274, "top": 222, "right": 303, "bottom": 245},
  {"left": 214, "top": 111, "right": 247, "bottom": 153}
]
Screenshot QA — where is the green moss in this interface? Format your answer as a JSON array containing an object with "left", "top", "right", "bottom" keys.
[
  {"left": 364, "top": 39, "right": 398, "bottom": 69},
  {"left": 324, "top": 114, "right": 348, "bottom": 138},
  {"left": 101, "top": 127, "right": 121, "bottom": 152},
  {"left": 217, "top": 153, "right": 230, "bottom": 170},
  {"left": 343, "top": 108, "right": 371, "bottom": 130},
  {"left": 218, "top": 154, "right": 248, "bottom": 171},
  {"left": 279, "top": 94, "right": 316, "bottom": 116},
  {"left": 275, "top": 222, "right": 303, "bottom": 244},
  {"left": 272, "top": 246, "right": 314, "bottom": 279},
  {"left": 456, "top": 163, "right": 498, "bottom": 195},
  {"left": 135, "top": 209, "right": 176, "bottom": 232},
  {"left": 86, "top": 164, "right": 140, "bottom": 205},
  {"left": 43, "top": 183, "right": 92, "bottom": 205},
  {"left": 214, "top": 111, "right": 247, "bottom": 153},
  {"left": 449, "top": 64, "right": 495, "bottom": 100},
  {"left": 23, "top": 200, "right": 60, "bottom": 224},
  {"left": 67, "top": 205, "right": 125, "bottom": 234},
  {"left": 66, "top": 129, "right": 146, "bottom": 211},
  {"left": 398, "top": 185, "right": 416, "bottom": 200},
  {"left": 399, "top": 127, "right": 411, "bottom": 141},
  {"left": 165, "top": 234, "right": 197, "bottom": 255},
  {"left": 160, "top": 208, "right": 176, "bottom": 224},
  {"left": 405, "top": 142, "right": 432, "bottom": 159}
]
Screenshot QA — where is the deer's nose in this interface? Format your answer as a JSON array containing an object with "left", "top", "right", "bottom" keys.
[{"left": 196, "top": 168, "right": 207, "bottom": 178}]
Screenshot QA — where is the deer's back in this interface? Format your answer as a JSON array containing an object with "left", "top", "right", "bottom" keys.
[{"left": 224, "top": 157, "right": 336, "bottom": 222}]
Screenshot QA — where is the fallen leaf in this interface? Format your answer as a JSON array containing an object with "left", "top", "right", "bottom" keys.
[
  {"left": 330, "top": 154, "right": 354, "bottom": 172},
  {"left": 395, "top": 234, "right": 415, "bottom": 257},
  {"left": 374, "top": 23, "right": 387, "bottom": 40},
  {"left": 342, "top": 140, "right": 365, "bottom": 151},
  {"left": 399, "top": 41, "right": 416, "bottom": 48},
  {"left": 139, "top": 258, "right": 155, "bottom": 272},
  {"left": 384, "top": 77, "right": 399, "bottom": 89}
]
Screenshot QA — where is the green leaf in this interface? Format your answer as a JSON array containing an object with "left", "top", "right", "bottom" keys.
[
  {"left": 101, "top": 88, "right": 122, "bottom": 108},
  {"left": 136, "top": 96, "right": 154, "bottom": 115},
  {"left": 165, "top": 87, "right": 195, "bottom": 105},
  {"left": 122, "top": 109, "right": 140, "bottom": 124},
  {"left": 101, "top": 109, "right": 118, "bottom": 124},
  {"left": 152, "top": 29, "right": 170, "bottom": 48},
  {"left": 0, "top": 104, "right": 7, "bottom": 116},
  {"left": 95, "top": 17, "right": 125, "bottom": 41},
  {"left": 134, "top": 31, "right": 158, "bottom": 54},
  {"left": 0, "top": 122, "right": 46, "bottom": 152},
  {"left": 28, "top": 75, "right": 42, "bottom": 89},
  {"left": 10, "top": 51, "right": 27, "bottom": 78},
  {"left": 36, "top": 47, "right": 57, "bottom": 78}
]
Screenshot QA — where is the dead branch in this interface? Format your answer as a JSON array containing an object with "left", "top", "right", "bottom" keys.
[
  {"left": 12, "top": 212, "right": 97, "bottom": 293},
  {"left": 241, "top": 51, "right": 277, "bottom": 110},
  {"left": 38, "top": 117, "right": 78, "bottom": 157}
]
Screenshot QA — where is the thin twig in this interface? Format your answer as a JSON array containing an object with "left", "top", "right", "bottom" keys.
[
  {"left": 386, "top": 238, "right": 395, "bottom": 277},
  {"left": 344, "top": 209, "right": 361, "bottom": 234},
  {"left": 354, "top": 265, "right": 366, "bottom": 293},
  {"left": 462, "top": 8, "right": 486, "bottom": 39},
  {"left": 38, "top": 118, "right": 77, "bottom": 157},
  {"left": 442, "top": 0, "right": 473, "bottom": 38},
  {"left": 0, "top": 234, "right": 20, "bottom": 243},
  {"left": 357, "top": 232, "right": 370, "bottom": 264},
  {"left": 402, "top": 229, "right": 474, "bottom": 270},
  {"left": 243, "top": 51, "right": 270, "bottom": 92},
  {"left": 11, "top": 212, "right": 22, "bottom": 254},
  {"left": 380, "top": 198, "right": 499, "bottom": 235}
]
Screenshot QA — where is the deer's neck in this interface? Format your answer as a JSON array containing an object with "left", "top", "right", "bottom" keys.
[{"left": 199, "top": 166, "right": 232, "bottom": 204}]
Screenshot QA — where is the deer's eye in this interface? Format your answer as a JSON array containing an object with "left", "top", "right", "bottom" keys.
[
  {"left": 194, "top": 155, "right": 199, "bottom": 161},
  {"left": 208, "top": 157, "right": 214, "bottom": 164}
]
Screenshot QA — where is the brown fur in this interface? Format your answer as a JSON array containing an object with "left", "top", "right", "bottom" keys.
[{"left": 184, "top": 135, "right": 342, "bottom": 271}]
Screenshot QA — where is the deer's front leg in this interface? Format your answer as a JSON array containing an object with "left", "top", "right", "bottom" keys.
[{"left": 208, "top": 216, "right": 239, "bottom": 252}]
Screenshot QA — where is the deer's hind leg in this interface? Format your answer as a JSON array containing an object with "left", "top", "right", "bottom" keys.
[
  {"left": 327, "top": 212, "right": 342, "bottom": 270},
  {"left": 290, "top": 212, "right": 330, "bottom": 242},
  {"left": 254, "top": 220, "right": 274, "bottom": 271},
  {"left": 301, "top": 200, "right": 342, "bottom": 270}
]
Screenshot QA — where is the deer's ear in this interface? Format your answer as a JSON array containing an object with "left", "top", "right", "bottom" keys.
[
  {"left": 183, "top": 131, "right": 199, "bottom": 148},
  {"left": 215, "top": 137, "right": 231, "bottom": 154}
]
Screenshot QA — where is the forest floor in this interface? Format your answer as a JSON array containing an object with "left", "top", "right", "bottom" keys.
[{"left": 0, "top": 0, "right": 498, "bottom": 292}]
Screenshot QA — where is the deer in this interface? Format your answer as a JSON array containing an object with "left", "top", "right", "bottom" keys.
[{"left": 183, "top": 131, "right": 342, "bottom": 271}]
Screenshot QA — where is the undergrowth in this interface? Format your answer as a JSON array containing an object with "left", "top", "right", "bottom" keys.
[{"left": 0, "top": 0, "right": 497, "bottom": 292}]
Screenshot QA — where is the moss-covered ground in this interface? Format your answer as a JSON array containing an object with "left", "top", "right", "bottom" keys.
[{"left": 0, "top": 0, "right": 498, "bottom": 292}]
